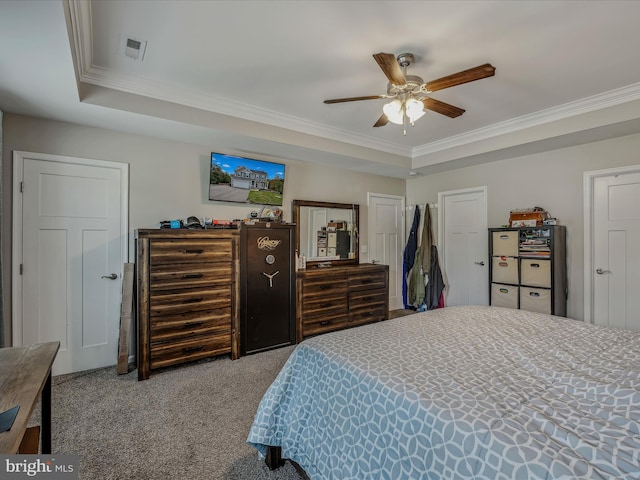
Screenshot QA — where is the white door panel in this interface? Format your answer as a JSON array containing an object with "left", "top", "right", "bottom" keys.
[
  {"left": 368, "top": 193, "right": 405, "bottom": 310},
  {"left": 593, "top": 173, "right": 640, "bottom": 330},
  {"left": 14, "top": 152, "right": 128, "bottom": 375},
  {"left": 439, "top": 188, "right": 488, "bottom": 307}
]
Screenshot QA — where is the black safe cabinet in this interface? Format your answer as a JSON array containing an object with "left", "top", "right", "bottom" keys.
[{"left": 240, "top": 223, "right": 296, "bottom": 355}]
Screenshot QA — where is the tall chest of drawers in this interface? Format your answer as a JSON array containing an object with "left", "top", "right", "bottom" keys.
[
  {"left": 296, "top": 264, "right": 389, "bottom": 342},
  {"left": 136, "top": 229, "right": 239, "bottom": 380}
]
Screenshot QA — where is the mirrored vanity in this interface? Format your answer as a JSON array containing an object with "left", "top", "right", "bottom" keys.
[
  {"left": 292, "top": 200, "right": 359, "bottom": 266},
  {"left": 292, "top": 200, "right": 389, "bottom": 342}
]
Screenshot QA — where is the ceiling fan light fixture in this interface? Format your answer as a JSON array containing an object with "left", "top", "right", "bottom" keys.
[
  {"left": 405, "top": 98, "right": 426, "bottom": 123},
  {"left": 383, "top": 99, "right": 404, "bottom": 125}
]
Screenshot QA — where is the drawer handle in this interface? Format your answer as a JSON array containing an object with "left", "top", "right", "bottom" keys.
[
  {"left": 362, "top": 312, "right": 374, "bottom": 317},
  {"left": 319, "top": 285, "right": 332, "bottom": 290},
  {"left": 183, "top": 346, "right": 204, "bottom": 353},
  {"left": 184, "top": 321, "right": 204, "bottom": 328},
  {"left": 530, "top": 263, "right": 540, "bottom": 268},
  {"left": 499, "top": 288, "right": 509, "bottom": 293},
  {"left": 499, "top": 235, "right": 509, "bottom": 239},
  {"left": 183, "top": 273, "right": 204, "bottom": 279},
  {"left": 320, "top": 320, "right": 331, "bottom": 326},
  {"left": 320, "top": 302, "right": 332, "bottom": 308},
  {"left": 183, "top": 249, "right": 204, "bottom": 254},
  {"left": 184, "top": 297, "right": 204, "bottom": 304},
  {"left": 363, "top": 296, "right": 374, "bottom": 301},
  {"left": 499, "top": 262, "right": 508, "bottom": 267},
  {"left": 529, "top": 292, "right": 540, "bottom": 297}
]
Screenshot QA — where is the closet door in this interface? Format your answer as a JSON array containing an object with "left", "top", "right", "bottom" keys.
[{"left": 240, "top": 223, "right": 295, "bottom": 355}]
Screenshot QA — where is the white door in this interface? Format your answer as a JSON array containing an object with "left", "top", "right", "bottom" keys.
[
  {"left": 438, "top": 187, "right": 488, "bottom": 306},
  {"left": 13, "top": 151, "right": 128, "bottom": 375},
  {"left": 591, "top": 171, "right": 640, "bottom": 330},
  {"left": 368, "top": 193, "right": 405, "bottom": 310}
]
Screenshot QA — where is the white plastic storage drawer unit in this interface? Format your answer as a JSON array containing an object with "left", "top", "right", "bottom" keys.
[
  {"left": 491, "top": 256, "right": 519, "bottom": 284},
  {"left": 520, "top": 286, "right": 551, "bottom": 314},
  {"left": 491, "top": 283, "right": 519, "bottom": 309}
]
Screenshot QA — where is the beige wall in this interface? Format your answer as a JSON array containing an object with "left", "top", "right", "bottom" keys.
[
  {"left": 407, "top": 132, "right": 640, "bottom": 320},
  {"left": 1, "top": 113, "right": 405, "bottom": 344},
  {"left": 4, "top": 112, "right": 640, "bottom": 342}
]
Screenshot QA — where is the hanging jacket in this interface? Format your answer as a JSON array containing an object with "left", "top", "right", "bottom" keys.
[
  {"left": 402, "top": 206, "right": 420, "bottom": 309},
  {"left": 425, "top": 245, "right": 445, "bottom": 310},
  {"left": 421, "top": 205, "right": 434, "bottom": 274},
  {"left": 407, "top": 246, "right": 425, "bottom": 308}
]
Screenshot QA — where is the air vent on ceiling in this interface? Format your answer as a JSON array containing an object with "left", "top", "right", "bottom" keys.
[{"left": 120, "top": 34, "right": 147, "bottom": 61}]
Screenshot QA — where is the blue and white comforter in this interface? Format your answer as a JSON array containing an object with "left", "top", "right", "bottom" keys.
[{"left": 247, "top": 305, "right": 640, "bottom": 479}]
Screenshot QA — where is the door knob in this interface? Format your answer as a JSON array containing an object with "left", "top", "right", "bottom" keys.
[
  {"left": 101, "top": 273, "right": 118, "bottom": 280},
  {"left": 474, "top": 261, "right": 485, "bottom": 266},
  {"left": 596, "top": 268, "right": 611, "bottom": 275}
]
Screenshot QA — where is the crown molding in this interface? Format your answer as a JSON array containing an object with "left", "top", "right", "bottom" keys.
[
  {"left": 68, "top": 1, "right": 411, "bottom": 158},
  {"left": 68, "top": 0, "right": 640, "bottom": 163},
  {"left": 66, "top": 0, "right": 93, "bottom": 78},
  {"left": 412, "top": 82, "right": 640, "bottom": 158}
]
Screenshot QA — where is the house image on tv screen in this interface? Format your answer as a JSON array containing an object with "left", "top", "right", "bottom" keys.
[
  {"left": 209, "top": 153, "right": 286, "bottom": 206},
  {"left": 230, "top": 166, "right": 269, "bottom": 190}
]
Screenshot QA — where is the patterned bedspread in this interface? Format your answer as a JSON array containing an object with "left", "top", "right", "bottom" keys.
[{"left": 247, "top": 305, "right": 640, "bottom": 479}]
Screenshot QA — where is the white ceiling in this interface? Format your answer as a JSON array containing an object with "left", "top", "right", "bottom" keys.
[{"left": 2, "top": 0, "right": 640, "bottom": 178}]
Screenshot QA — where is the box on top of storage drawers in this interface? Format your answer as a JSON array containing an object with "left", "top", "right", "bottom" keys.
[{"left": 509, "top": 207, "right": 550, "bottom": 227}]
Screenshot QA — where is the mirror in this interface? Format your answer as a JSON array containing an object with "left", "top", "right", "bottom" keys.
[{"left": 292, "top": 200, "right": 359, "bottom": 267}]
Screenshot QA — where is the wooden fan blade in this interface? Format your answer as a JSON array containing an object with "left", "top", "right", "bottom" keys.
[
  {"left": 373, "top": 114, "right": 389, "bottom": 128},
  {"left": 324, "top": 95, "right": 384, "bottom": 104},
  {"left": 426, "top": 64, "right": 495, "bottom": 92},
  {"left": 422, "top": 98, "right": 465, "bottom": 118},
  {"left": 373, "top": 53, "right": 406, "bottom": 85}
]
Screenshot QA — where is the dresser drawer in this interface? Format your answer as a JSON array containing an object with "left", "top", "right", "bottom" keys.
[
  {"left": 150, "top": 285, "right": 231, "bottom": 316},
  {"left": 520, "top": 286, "right": 551, "bottom": 314},
  {"left": 150, "top": 334, "right": 231, "bottom": 370},
  {"left": 520, "top": 259, "right": 551, "bottom": 288},
  {"left": 348, "top": 305, "right": 386, "bottom": 327},
  {"left": 491, "top": 230, "right": 519, "bottom": 257},
  {"left": 302, "top": 293, "right": 347, "bottom": 317},
  {"left": 150, "top": 238, "right": 233, "bottom": 265},
  {"left": 348, "top": 289, "right": 386, "bottom": 309},
  {"left": 348, "top": 271, "right": 386, "bottom": 291},
  {"left": 150, "top": 262, "right": 233, "bottom": 291},
  {"left": 302, "top": 314, "right": 348, "bottom": 337},
  {"left": 491, "top": 283, "right": 518, "bottom": 309},
  {"left": 302, "top": 277, "right": 348, "bottom": 298},
  {"left": 491, "top": 256, "right": 518, "bottom": 284},
  {"left": 150, "top": 308, "right": 231, "bottom": 342}
]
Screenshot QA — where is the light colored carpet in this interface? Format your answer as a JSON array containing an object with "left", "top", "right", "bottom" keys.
[{"left": 46, "top": 346, "right": 304, "bottom": 480}]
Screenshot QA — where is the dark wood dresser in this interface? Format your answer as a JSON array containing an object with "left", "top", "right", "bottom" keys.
[
  {"left": 136, "top": 229, "right": 239, "bottom": 380},
  {"left": 296, "top": 263, "right": 389, "bottom": 342}
]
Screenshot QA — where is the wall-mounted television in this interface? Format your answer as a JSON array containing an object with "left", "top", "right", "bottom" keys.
[{"left": 209, "top": 152, "right": 285, "bottom": 206}]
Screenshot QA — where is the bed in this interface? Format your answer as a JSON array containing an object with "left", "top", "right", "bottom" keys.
[{"left": 247, "top": 305, "right": 640, "bottom": 479}]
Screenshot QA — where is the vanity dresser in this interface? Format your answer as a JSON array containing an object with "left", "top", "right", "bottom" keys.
[{"left": 293, "top": 200, "right": 389, "bottom": 342}]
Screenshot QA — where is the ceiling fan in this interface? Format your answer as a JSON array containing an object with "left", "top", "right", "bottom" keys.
[{"left": 324, "top": 53, "right": 496, "bottom": 135}]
